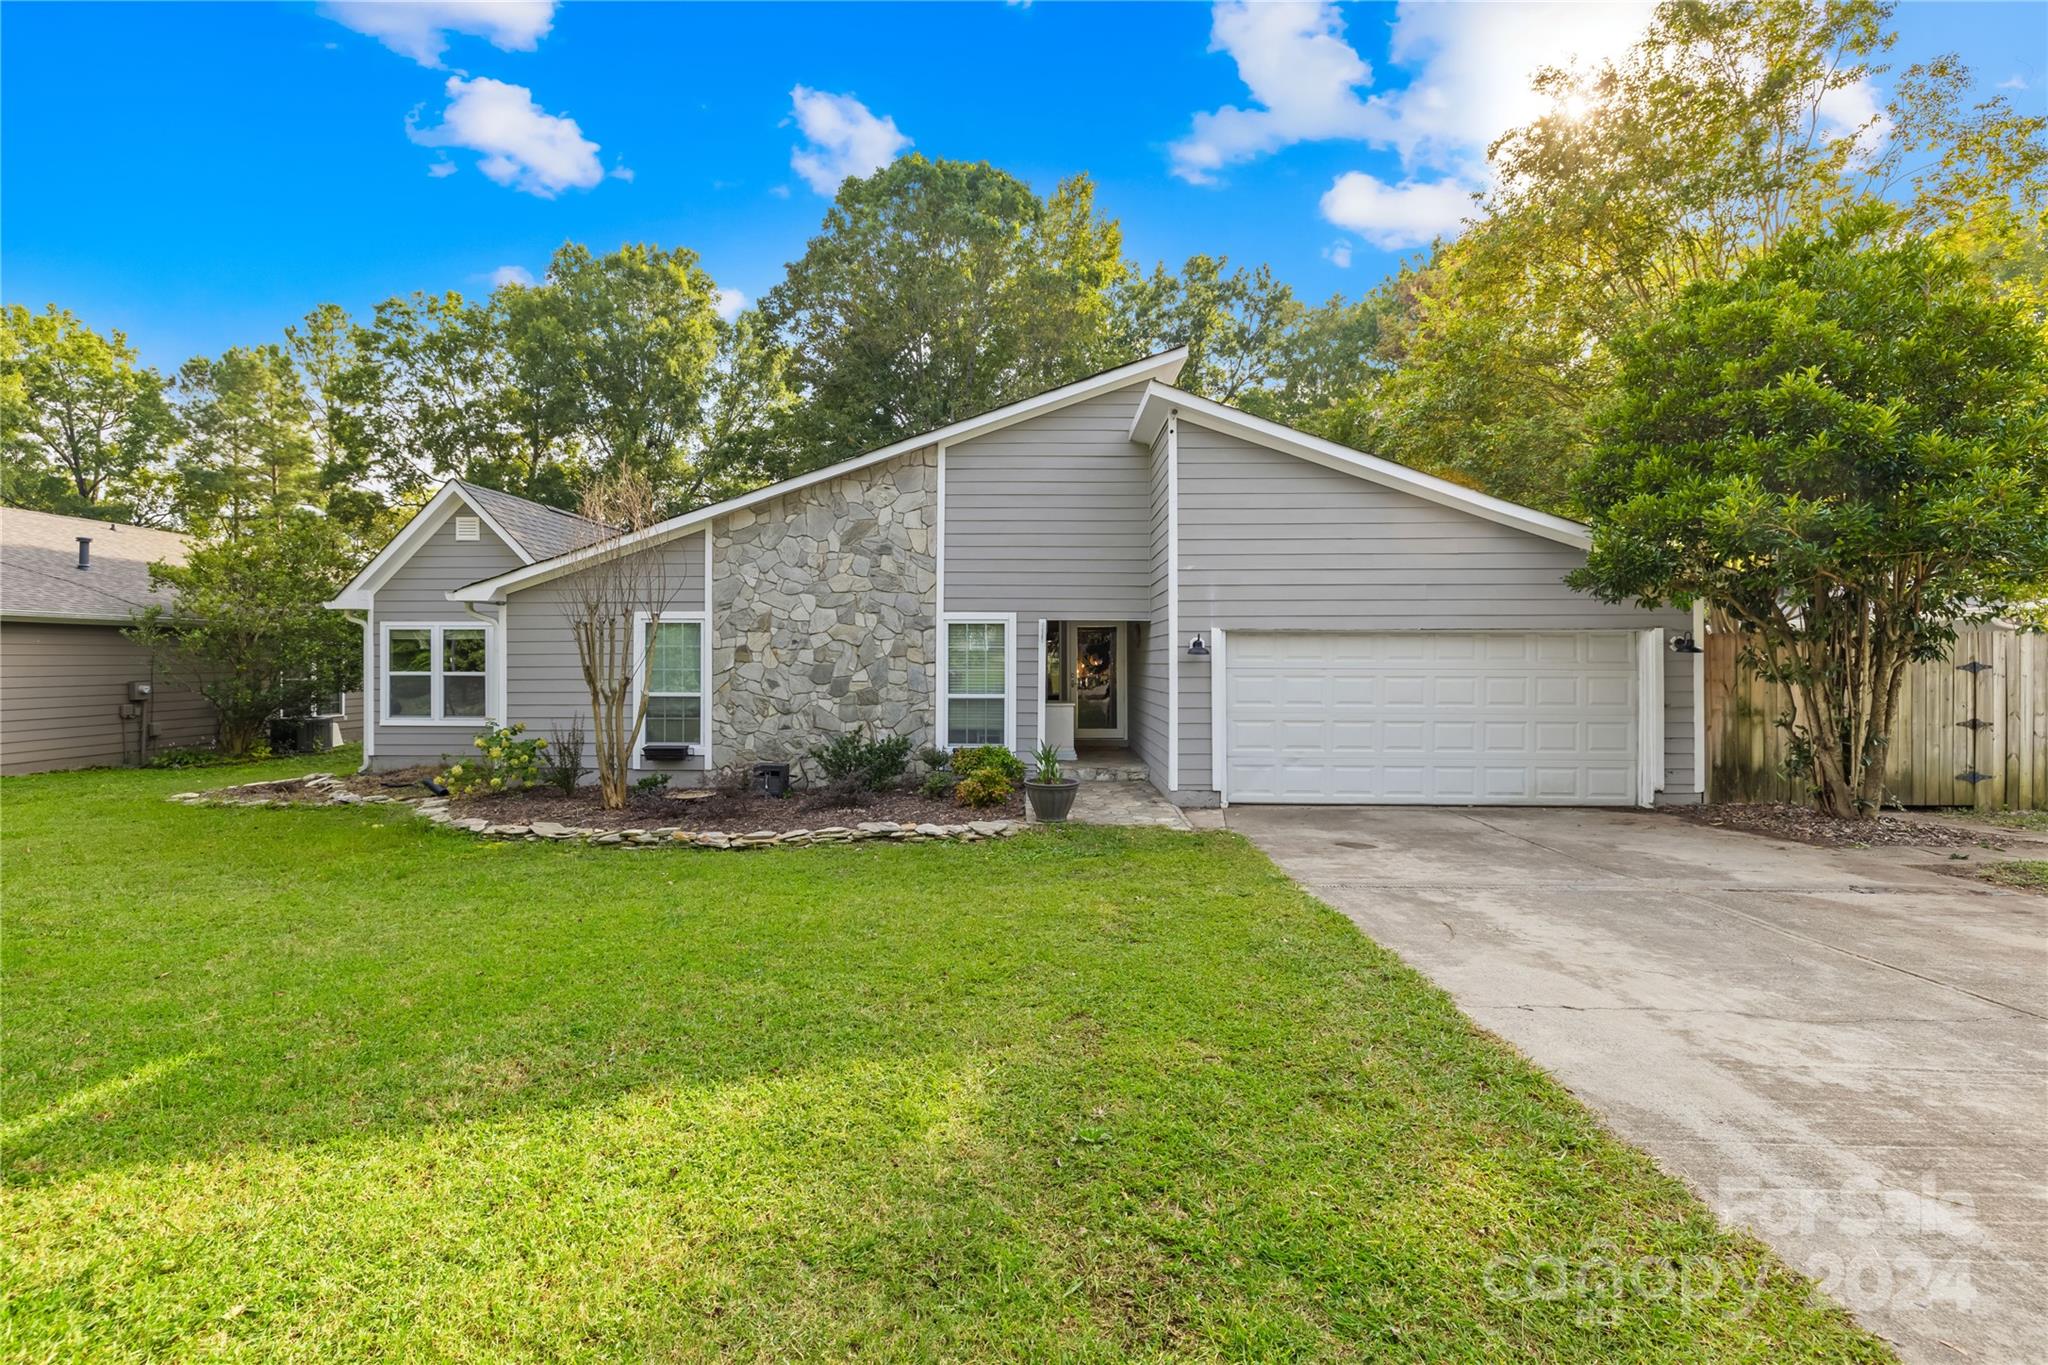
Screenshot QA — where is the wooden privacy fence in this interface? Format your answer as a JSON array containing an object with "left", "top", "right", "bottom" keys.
[{"left": 1705, "top": 615, "right": 2048, "bottom": 811}]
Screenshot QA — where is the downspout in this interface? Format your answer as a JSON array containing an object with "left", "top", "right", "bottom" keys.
[
  {"left": 344, "top": 612, "right": 370, "bottom": 772},
  {"left": 464, "top": 601, "right": 508, "bottom": 726}
]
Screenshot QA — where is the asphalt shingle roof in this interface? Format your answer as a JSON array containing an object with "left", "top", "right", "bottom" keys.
[
  {"left": 454, "top": 481, "right": 610, "bottom": 561},
  {"left": 0, "top": 507, "right": 190, "bottom": 622}
]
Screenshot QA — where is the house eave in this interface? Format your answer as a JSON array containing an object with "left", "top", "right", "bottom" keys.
[
  {"left": 446, "top": 346, "right": 1192, "bottom": 603},
  {"left": 325, "top": 481, "right": 536, "bottom": 614}
]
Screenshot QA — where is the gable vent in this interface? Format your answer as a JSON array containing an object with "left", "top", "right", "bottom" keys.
[{"left": 454, "top": 516, "right": 481, "bottom": 542}]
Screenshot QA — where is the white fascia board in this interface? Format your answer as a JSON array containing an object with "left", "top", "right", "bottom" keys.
[
  {"left": 326, "top": 482, "right": 534, "bottom": 611},
  {"left": 448, "top": 348, "right": 1192, "bottom": 604},
  {"left": 1128, "top": 386, "right": 1592, "bottom": 551}
]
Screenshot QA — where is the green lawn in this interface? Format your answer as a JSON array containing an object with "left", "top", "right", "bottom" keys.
[{"left": 2, "top": 753, "right": 1887, "bottom": 1362}]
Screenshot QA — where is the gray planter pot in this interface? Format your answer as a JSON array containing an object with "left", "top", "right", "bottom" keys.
[{"left": 1025, "top": 778, "right": 1081, "bottom": 822}]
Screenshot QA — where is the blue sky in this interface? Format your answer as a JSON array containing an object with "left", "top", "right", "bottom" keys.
[{"left": 4, "top": 1, "right": 2043, "bottom": 373}]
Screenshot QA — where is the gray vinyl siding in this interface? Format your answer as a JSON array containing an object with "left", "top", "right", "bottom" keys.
[
  {"left": 504, "top": 531, "right": 709, "bottom": 780},
  {"left": 0, "top": 620, "right": 217, "bottom": 773},
  {"left": 1130, "top": 425, "right": 1171, "bottom": 772},
  {"left": 945, "top": 382, "right": 1155, "bottom": 755},
  {"left": 1174, "top": 422, "right": 1697, "bottom": 801},
  {"left": 367, "top": 507, "right": 522, "bottom": 768}
]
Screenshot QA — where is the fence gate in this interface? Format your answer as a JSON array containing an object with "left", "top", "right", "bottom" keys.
[{"left": 1705, "top": 616, "right": 2047, "bottom": 811}]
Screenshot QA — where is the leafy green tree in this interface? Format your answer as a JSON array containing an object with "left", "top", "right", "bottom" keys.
[
  {"left": 1365, "top": 0, "right": 2046, "bottom": 511},
  {"left": 0, "top": 305, "right": 179, "bottom": 523},
  {"left": 701, "top": 308, "right": 803, "bottom": 501},
  {"left": 1568, "top": 210, "right": 2048, "bottom": 818},
  {"left": 761, "top": 156, "right": 1129, "bottom": 465},
  {"left": 173, "top": 344, "right": 320, "bottom": 535},
  {"left": 285, "top": 302, "right": 403, "bottom": 538},
  {"left": 1119, "top": 255, "right": 1304, "bottom": 406},
  {"left": 290, "top": 292, "right": 520, "bottom": 523},
  {"left": 130, "top": 511, "right": 364, "bottom": 757},
  {"left": 539, "top": 242, "right": 724, "bottom": 508},
  {"left": 494, "top": 279, "right": 588, "bottom": 505}
]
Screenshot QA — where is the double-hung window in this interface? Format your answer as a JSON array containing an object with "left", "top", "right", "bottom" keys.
[
  {"left": 383, "top": 624, "right": 491, "bottom": 723},
  {"left": 944, "top": 616, "right": 1011, "bottom": 748},
  {"left": 636, "top": 613, "right": 704, "bottom": 747}
]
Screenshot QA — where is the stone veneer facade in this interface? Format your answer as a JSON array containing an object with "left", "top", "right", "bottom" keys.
[{"left": 711, "top": 448, "right": 937, "bottom": 778}]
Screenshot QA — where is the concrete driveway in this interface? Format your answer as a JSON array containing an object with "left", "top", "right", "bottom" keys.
[{"left": 1227, "top": 805, "right": 2048, "bottom": 1365}]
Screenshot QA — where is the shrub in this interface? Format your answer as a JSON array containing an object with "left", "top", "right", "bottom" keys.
[
  {"left": 540, "top": 723, "right": 588, "bottom": 795},
  {"left": 710, "top": 763, "right": 754, "bottom": 798},
  {"left": 803, "top": 776, "right": 875, "bottom": 812},
  {"left": 441, "top": 721, "right": 544, "bottom": 799},
  {"left": 919, "top": 770, "right": 958, "bottom": 800},
  {"left": 917, "top": 745, "right": 951, "bottom": 772},
  {"left": 954, "top": 771, "right": 1014, "bottom": 809},
  {"left": 950, "top": 744, "right": 1024, "bottom": 785},
  {"left": 633, "top": 772, "right": 672, "bottom": 793},
  {"left": 811, "top": 731, "right": 913, "bottom": 790}
]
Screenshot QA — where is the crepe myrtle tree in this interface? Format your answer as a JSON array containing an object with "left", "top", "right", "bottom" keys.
[
  {"left": 559, "top": 469, "right": 687, "bottom": 809},
  {"left": 1568, "top": 205, "right": 2048, "bottom": 818}
]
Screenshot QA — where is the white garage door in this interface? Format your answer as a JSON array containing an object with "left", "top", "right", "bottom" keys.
[{"left": 1225, "top": 631, "right": 1639, "bottom": 805}]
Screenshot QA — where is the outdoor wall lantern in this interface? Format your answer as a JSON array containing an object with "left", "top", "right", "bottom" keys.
[
  {"left": 1187, "top": 634, "right": 1210, "bottom": 657},
  {"left": 1669, "top": 632, "right": 1705, "bottom": 655}
]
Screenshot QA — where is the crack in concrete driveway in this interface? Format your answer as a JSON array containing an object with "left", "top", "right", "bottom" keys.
[{"left": 1228, "top": 804, "right": 2048, "bottom": 1365}]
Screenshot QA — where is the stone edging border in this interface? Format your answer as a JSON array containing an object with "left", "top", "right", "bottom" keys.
[{"left": 168, "top": 772, "right": 1025, "bottom": 849}]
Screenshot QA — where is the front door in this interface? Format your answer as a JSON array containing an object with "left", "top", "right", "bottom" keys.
[{"left": 1074, "top": 622, "right": 1126, "bottom": 741}]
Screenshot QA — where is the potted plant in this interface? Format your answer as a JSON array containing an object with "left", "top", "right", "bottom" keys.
[{"left": 1024, "top": 741, "right": 1080, "bottom": 822}]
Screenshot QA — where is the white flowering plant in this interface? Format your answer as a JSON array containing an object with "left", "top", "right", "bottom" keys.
[{"left": 440, "top": 721, "right": 547, "bottom": 799}]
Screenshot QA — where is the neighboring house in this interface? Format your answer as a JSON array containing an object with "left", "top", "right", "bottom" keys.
[
  {"left": 329, "top": 350, "right": 1702, "bottom": 808},
  {"left": 0, "top": 507, "right": 361, "bottom": 774}
]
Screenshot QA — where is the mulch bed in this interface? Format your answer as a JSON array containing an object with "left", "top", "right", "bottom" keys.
[
  {"left": 247, "top": 766, "right": 1023, "bottom": 832},
  {"left": 467, "top": 784, "right": 1023, "bottom": 832},
  {"left": 1663, "top": 802, "right": 2001, "bottom": 849}
]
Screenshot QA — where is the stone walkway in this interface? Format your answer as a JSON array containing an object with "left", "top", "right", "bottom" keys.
[{"left": 1032, "top": 779, "right": 1191, "bottom": 830}]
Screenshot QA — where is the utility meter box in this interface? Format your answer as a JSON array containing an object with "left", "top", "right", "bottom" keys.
[{"left": 127, "top": 681, "right": 153, "bottom": 702}]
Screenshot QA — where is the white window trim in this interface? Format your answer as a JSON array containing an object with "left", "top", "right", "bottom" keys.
[
  {"left": 1166, "top": 411, "right": 1180, "bottom": 792},
  {"left": 1638, "top": 628, "right": 1665, "bottom": 808},
  {"left": 309, "top": 690, "right": 347, "bottom": 720},
  {"left": 703, "top": 530, "right": 715, "bottom": 769},
  {"left": 1035, "top": 617, "right": 1047, "bottom": 758},
  {"left": 380, "top": 621, "right": 496, "bottom": 726},
  {"left": 629, "top": 611, "right": 709, "bottom": 756},
  {"left": 940, "top": 612, "right": 1017, "bottom": 752},
  {"left": 1209, "top": 627, "right": 1228, "bottom": 806}
]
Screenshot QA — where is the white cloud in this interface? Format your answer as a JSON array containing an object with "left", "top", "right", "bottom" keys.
[
  {"left": 1169, "top": 1, "right": 1379, "bottom": 184},
  {"left": 1307, "top": 2, "right": 1652, "bottom": 245},
  {"left": 788, "top": 86, "right": 911, "bottom": 195},
  {"left": 1998, "top": 74, "right": 2029, "bottom": 91},
  {"left": 1322, "top": 239, "right": 1353, "bottom": 268},
  {"left": 1375, "top": 1, "right": 1653, "bottom": 171},
  {"left": 322, "top": 0, "right": 555, "bottom": 68},
  {"left": 713, "top": 288, "right": 747, "bottom": 322},
  {"left": 426, "top": 160, "right": 457, "bottom": 178},
  {"left": 1320, "top": 173, "right": 1474, "bottom": 248},
  {"left": 1817, "top": 75, "right": 1889, "bottom": 163},
  {"left": 489, "top": 265, "right": 535, "bottom": 287},
  {"left": 408, "top": 76, "right": 604, "bottom": 198}
]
